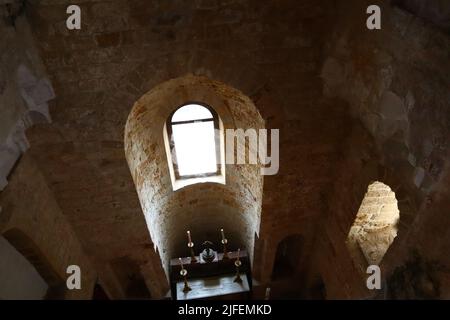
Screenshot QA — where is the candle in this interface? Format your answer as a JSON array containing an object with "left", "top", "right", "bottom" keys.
[
  {"left": 265, "top": 287, "right": 271, "bottom": 300},
  {"left": 179, "top": 257, "right": 184, "bottom": 269},
  {"left": 220, "top": 228, "right": 225, "bottom": 240},
  {"left": 187, "top": 230, "right": 192, "bottom": 243},
  {"left": 237, "top": 248, "right": 240, "bottom": 261}
]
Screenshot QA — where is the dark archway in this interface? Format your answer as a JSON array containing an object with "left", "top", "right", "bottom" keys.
[
  {"left": 2, "top": 228, "right": 66, "bottom": 299},
  {"left": 271, "top": 234, "right": 304, "bottom": 281},
  {"left": 110, "top": 256, "right": 152, "bottom": 300},
  {"left": 308, "top": 275, "right": 327, "bottom": 300},
  {"left": 92, "top": 282, "right": 110, "bottom": 300}
]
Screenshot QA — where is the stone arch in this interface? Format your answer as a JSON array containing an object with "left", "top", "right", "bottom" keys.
[
  {"left": 271, "top": 234, "right": 304, "bottom": 281},
  {"left": 2, "top": 228, "right": 66, "bottom": 299},
  {"left": 0, "top": 153, "right": 96, "bottom": 299},
  {"left": 0, "top": 234, "right": 47, "bottom": 299},
  {"left": 124, "top": 74, "right": 265, "bottom": 277}
]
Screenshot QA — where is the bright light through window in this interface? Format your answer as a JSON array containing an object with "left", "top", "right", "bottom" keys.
[
  {"left": 171, "top": 104, "right": 218, "bottom": 176},
  {"left": 172, "top": 104, "right": 213, "bottom": 122}
]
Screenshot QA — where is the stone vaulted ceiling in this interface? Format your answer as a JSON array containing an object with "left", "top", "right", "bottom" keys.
[
  {"left": 24, "top": 0, "right": 345, "bottom": 274},
  {"left": 1, "top": 0, "right": 449, "bottom": 299}
]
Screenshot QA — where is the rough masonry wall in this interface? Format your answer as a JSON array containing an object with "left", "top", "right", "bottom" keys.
[
  {"left": 314, "top": 0, "right": 450, "bottom": 298},
  {"left": 125, "top": 75, "right": 264, "bottom": 276},
  {"left": 0, "top": 153, "right": 96, "bottom": 299},
  {"left": 0, "top": 11, "right": 54, "bottom": 190},
  {"left": 0, "top": 235, "right": 49, "bottom": 299},
  {"left": 4, "top": 0, "right": 446, "bottom": 299},
  {"left": 23, "top": 0, "right": 343, "bottom": 297}
]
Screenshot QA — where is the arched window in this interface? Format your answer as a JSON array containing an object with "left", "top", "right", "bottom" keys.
[
  {"left": 164, "top": 103, "right": 224, "bottom": 190},
  {"left": 346, "top": 181, "right": 400, "bottom": 272}
]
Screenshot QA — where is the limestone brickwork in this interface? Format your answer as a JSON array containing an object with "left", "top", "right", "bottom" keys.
[{"left": 0, "top": 0, "right": 448, "bottom": 299}]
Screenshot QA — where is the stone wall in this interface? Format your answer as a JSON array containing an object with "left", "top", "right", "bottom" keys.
[
  {"left": 125, "top": 75, "right": 264, "bottom": 277},
  {"left": 0, "top": 235, "right": 49, "bottom": 299},
  {"left": 0, "top": 153, "right": 96, "bottom": 299},
  {"left": 0, "top": 10, "right": 54, "bottom": 190},
  {"left": 23, "top": 0, "right": 342, "bottom": 298},
  {"left": 313, "top": 0, "right": 450, "bottom": 299},
  {"left": 0, "top": 0, "right": 447, "bottom": 299}
]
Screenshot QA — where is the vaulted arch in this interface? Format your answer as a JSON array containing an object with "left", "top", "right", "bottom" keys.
[
  {"left": 125, "top": 75, "right": 265, "bottom": 277},
  {"left": 2, "top": 228, "right": 65, "bottom": 299}
]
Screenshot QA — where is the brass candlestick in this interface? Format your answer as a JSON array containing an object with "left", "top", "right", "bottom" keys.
[
  {"left": 265, "top": 287, "right": 271, "bottom": 300},
  {"left": 188, "top": 242, "right": 197, "bottom": 263},
  {"left": 220, "top": 228, "right": 229, "bottom": 260},
  {"left": 186, "top": 230, "right": 197, "bottom": 263},
  {"left": 233, "top": 248, "right": 242, "bottom": 283},
  {"left": 179, "top": 258, "right": 192, "bottom": 293},
  {"left": 221, "top": 238, "right": 229, "bottom": 260}
]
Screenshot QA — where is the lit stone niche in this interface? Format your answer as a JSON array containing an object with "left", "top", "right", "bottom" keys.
[
  {"left": 124, "top": 75, "right": 264, "bottom": 278},
  {"left": 347, "top": 181, "right": 400, "bottom": 271}
]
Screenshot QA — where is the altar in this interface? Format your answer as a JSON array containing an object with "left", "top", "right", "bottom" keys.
[
  {"left": 169, "top": 250, "right": 251, "bottom": 300},
  {"left": 176, "top": 273, "right": 250, "bottom": 300}
]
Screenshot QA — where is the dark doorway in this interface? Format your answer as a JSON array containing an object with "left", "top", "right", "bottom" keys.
[
  {"left": 2, "top": 228, "right": 66, "bottom": 299},
  {"left": 92, "top": 283, "right": 110, "bottom": 300},
  {"left": 308, "top": 276, "right": 327, "bottom": 299},
  {"left": 110, "top": 256, "right": 152, "bottom": 299},
  {"left": 271, "top": 234, "right": 303, "bottom": 281}
]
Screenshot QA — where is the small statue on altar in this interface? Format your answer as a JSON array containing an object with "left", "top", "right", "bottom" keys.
[{"left": 200, "top": 241, "right": 218, "bottom": 263}]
